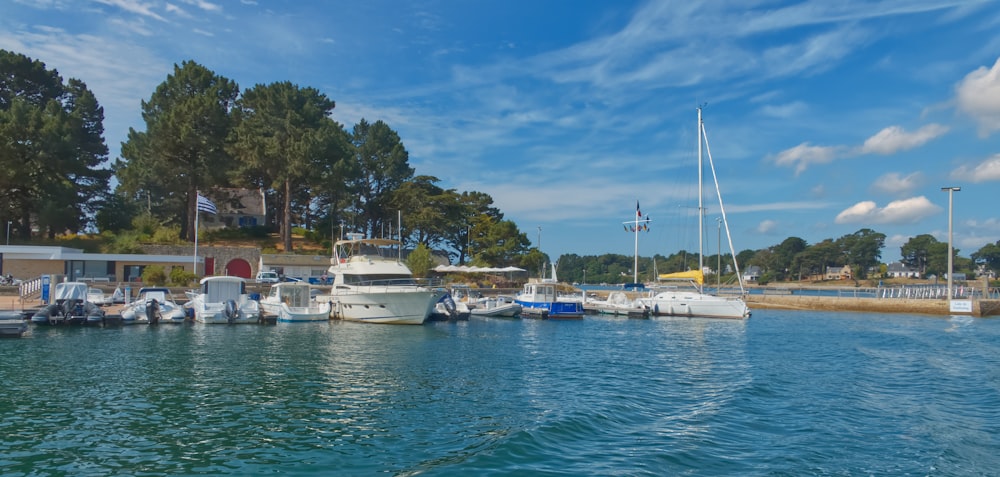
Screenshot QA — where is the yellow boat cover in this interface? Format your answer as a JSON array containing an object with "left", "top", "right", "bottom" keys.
[{"left": 657, "top": 270, "right": 704, "bottom": 285}]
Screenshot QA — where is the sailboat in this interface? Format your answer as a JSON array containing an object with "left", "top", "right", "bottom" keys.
[{"left": 640, "top": 108, "right": 751, "bottom": 319}]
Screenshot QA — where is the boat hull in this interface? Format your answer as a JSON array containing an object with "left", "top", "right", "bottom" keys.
[
  {"left": 642, "top": 292, "right": 750, "bottom": 319},
  {"left": 330, "top": 290, "right": 437, "bottom": 325},
  {"left": 514, "top": 300, "right": 584, "bottom": 319},
  {"left": 470, "top": 303, "right": 521, "bottom": 318},
  {"left": 261, "top": 302, "right": 332, "bottom": 323}
]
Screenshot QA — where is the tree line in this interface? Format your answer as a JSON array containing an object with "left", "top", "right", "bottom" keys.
[{"left": 1, "top": 50, "right": 538, "bottom": 269}]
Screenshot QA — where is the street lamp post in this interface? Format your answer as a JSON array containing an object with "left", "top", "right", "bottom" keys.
[
  {"left": 5, "top": 221, "right": 10, "bottom": 246},
  {"left": 941, "top": 187, "right": 960, "bottom": 306}
]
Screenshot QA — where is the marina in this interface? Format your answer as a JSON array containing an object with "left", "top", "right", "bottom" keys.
[{"left": 1, "top": 309, "right": 998, "bottom": 475}]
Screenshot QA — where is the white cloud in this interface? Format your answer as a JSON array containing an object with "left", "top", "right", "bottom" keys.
[
  {"left": 758, "top": 101, "right": 807, "bottom": 118},
  {"left": 870, "top": 171, "right": 923, "bottom": 196},
  {"left": 859, "top": 124, "right": 949, "bottom": 155},
  {"left": 181, "top": 0, "right": 221, "bottom": 13},
  {"left": 834, "top": 196, "right": 940, "bottom": 225},
  {"left": 955, "top": 56, "right": 1000, "bottom": 136},
  {"left": 771, "top": 142, "right": 841, "bottom": 175},
  {"left": 950, "top": 153, "right": 1000, "bottom": 183},
  {"left": 95, "top": 0, "right": 166, "bottom": 22},
  {"left": 757, "top": 220, "right": 778, "bottom": 234}
]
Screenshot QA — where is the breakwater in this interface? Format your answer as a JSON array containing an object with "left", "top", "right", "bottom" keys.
[{"left": 746, "top": 293, "right": 1000, "bottom": 317}]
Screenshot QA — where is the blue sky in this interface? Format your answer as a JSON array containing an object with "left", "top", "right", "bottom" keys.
[{"left": 3, "top": 1, "right": 1000, "bottom": 264}]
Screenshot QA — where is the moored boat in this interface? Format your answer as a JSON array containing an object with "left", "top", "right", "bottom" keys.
[
  {"left": 30, "top": 281, "right": 106, "bottom": 326},
  {"left": 515, "top": 282, "right": 584, "bottom": 319},
  {"left": 469, "top": 295, "right": 521, "bottom": 318},
  {"left": 642, "top": 108, "right": 750, "bottom": 320},
  {"left": 428, "top": 292, "right": 471, "bottom": 321},
  {"left": 0, "top": 311, "right": 29, "bottom": 337},
  {"left": 121, "top": 287, "right": 188, "bottom": 324},
  {"left": 316, "top": 234, "right": 439, "bottom": 325},
  {"left": 184, "top": 276, "right": 262, "bottom": 324},
  {"left": 260, "top": 282, "right": 331, "bottom": 322},
  {"left": 585, "top": 291, "right": 649, "bottom": 318}
]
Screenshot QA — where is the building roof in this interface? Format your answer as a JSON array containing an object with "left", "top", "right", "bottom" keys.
[{"left": 0, "top": 245, "right": 200, "bottom": 264}]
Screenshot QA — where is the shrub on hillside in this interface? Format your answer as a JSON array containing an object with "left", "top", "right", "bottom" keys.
[
  {"left": 142, "top": 265, "right": 168, "bottom": 286},
  {"left": 170, "top": 267, "right": 198, "bottom": 287}
]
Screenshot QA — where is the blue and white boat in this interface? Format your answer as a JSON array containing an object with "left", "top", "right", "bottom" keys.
[{"left": 515, "top": 282, "right": 584, "bottom": 319}]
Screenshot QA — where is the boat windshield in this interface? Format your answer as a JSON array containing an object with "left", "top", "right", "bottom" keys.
[{"left": 343, "top": 274, "right": 416, "bottom": 286}]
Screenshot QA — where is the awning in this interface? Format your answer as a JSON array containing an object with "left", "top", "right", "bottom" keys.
[{"left": 434, "top": 265, "right": 526, "bottom": 273}]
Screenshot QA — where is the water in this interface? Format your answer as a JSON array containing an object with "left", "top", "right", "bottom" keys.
[{"left": 2, "top": 311, "right": 999, "bottom": 476}]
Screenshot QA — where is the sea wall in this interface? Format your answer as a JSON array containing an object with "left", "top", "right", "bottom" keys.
[{"left": 746, "top": 294, "right": 1000, "bottom": 317}]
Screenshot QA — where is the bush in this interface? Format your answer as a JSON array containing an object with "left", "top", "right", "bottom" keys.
[
  {"left": 142, "top": 265, "right": 168, "bottom": 286},
  {"left": 169, "top": 267, "right": 198, "bottom": 287}
]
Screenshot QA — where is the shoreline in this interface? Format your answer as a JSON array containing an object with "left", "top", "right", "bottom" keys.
[{"left": 4, "top": 290, "right": 998, "bottom": 318}]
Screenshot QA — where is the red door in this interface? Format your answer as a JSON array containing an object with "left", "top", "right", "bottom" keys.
[
  {"left": 226, "top": 258, "right": 252, "bottom": 279},
  {"left": 205, "top": 257, "right": 215, "bottom": 276}
]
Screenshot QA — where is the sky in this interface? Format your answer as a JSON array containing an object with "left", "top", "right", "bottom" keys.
[{"left": 3, "top": 0, "right": 1000, "bottom": 265}]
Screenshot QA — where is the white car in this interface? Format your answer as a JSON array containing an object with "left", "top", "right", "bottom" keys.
[{"left": 255, "top": 271, "right": 279, "bottom": 284}]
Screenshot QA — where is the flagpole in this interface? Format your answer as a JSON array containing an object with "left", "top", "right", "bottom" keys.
[
  {"left": 193, "top": 192, "right": 200, "bottom": 275},
  {"left": 623, "top": 201, "right": 650, "bottom": 285}
]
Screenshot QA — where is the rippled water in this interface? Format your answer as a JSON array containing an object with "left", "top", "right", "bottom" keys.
[{"left": 2, "top": 310, "right": 999, "bottom": 476}]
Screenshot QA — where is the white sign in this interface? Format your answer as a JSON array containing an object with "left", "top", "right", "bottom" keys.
[{"left": 950, "top": 299, "right": 973, "bottom": 314}]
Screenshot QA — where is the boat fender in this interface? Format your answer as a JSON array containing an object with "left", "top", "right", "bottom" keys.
[
  {"left": 146, "top": 299, "right": 160, "bottom": 325},
  {"left": 224, "top": 299, "right": 238, "bottom": 323},
  {"left": 653, "top": 304, "right": 659, "bottom": 315}
]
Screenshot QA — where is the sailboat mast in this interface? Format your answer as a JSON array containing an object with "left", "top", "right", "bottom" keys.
[{"left": 697, "top": 107, "right": 704, "bottom": 278}]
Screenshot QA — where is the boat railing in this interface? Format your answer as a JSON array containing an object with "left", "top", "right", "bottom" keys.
[{"left": 343, "top": 277, "right": 443, "bottom": 289}]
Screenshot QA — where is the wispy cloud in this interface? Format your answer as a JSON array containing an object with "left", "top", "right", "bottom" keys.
[
  {"left": 859, "top": 124, "right": 949, "bottom": 154},
  {"left": 870, "top": 172, "right": 924, "bottom": 197},
  {"left": 181, "top": 0, "right": 222, "bottom": 13},
  {"left": 834, "top": 196, "right": 940, "bottom": 225},
  {"left": 757, "top": 220, "right": 778, "bottom": 234},
  {"left": 950, "top": 153, "right": 1000, "bottom": 182},
  {"left": 771, "top": 143, "right": 842, "bottom": 175},
  {"left": 95, "top": 0, "right": 166, "bottom": 22}
]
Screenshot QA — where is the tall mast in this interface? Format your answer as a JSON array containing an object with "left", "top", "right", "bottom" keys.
[{"left": 697, "top": 107, "right": 704, "bottom": 278}]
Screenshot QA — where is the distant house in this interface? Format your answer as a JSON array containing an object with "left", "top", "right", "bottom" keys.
[
  {"left": 198, "top": 188, "right": 266, "bottom": 230},
  {"left": 825, "top": 265, "right": 852, "bottom": 280},
  {"left": 886, "top": 261, "right": 920, "bottom": 279},
  {"left": 742, "top": 265, "right": 762, "bottom": 282}
]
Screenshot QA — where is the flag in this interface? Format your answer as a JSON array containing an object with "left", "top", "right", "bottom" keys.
[
  {"left": 636, "top": 200, "right": 641, "bottom": 217},
  {"left": 197, "top": 194, "right": 217, "bottom": 215}
]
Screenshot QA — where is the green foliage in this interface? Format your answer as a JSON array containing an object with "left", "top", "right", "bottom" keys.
[
  {"left": 350, "top": 119, "right": 415, "bottom": 239},
  {"left": 101, "top": 230, "right": 147, "bottom": 254},
  {"left": 169, "top": 267, "right": 198, "bottom": 286},
  {"left": 151, "top": 225, "right": 183, "bottom": 244},
  {"left": 406, "top": 243, "right": 434, "bottom": 278},
  {"left": 229, "top": 81, "right": 344, "bottom": 252},
  {"left": 0, "top": 50, "right": 111, "bottom": 238},
  {"left": 141, "top": 265, "right": 168, "bottom": 286},
  {"left": 114, "top": 60, "right": 240, "bottom": 242},
  {"left": 972, "top": 241, "right": 1000, "bottom": 276},
  {"left": 131, "top": 213, "right": 160, "bottom": 237}
]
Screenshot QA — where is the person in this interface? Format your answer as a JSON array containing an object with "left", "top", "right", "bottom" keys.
[{"left": 320, "top": 273, "right": 328, "bottom": 285}]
